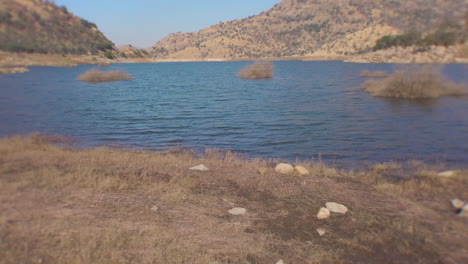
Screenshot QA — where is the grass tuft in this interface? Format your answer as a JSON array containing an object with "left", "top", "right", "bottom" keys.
[
  {"left": 360, "top": 70, "right": 388, "bottom": 78},
  {"left": 237, "top": 61, "right": 273, "bottom": 79},
  {"left": 78, "top": 69, "right": 133, "bottom": 83},
  {"left": 362, "top": 65, "right": 467, "bottom": 99}
]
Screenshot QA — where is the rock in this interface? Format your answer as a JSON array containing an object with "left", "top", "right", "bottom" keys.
[
  {"left": 190, "top": 164, "right": 209, "bottom": 171},
  {"left": 275, "top": 163, "right": 294, "bottom": 174},
  {"left": 459, "top": 204, "right": 468, "bottom": 217},
  {"left": 317, "top": 207, "right": 330, "bottom": 220},
  {"left": 316, "top": 228, "right": 326, "bottom": 236},
  {"left": 295, "top": 166, "right": 309, "bottom": 175},
  {"left": 150, "top": 205, "right": 159, "bottom": 212},
  {"left": 437, "top": 170, "right": 457, "bottom": 177},
  {"left": 228, "top": 207, "right": 247, "bottom": 215},
  {"left": 276, "top": 260, "right": 285, "bottom": 264},
  {"left": 451, "top": 199, "right": 465, "bottom": 210},
  {"left": 326, "top": 202, "right": 348, "bottom": 214},
  {"left": 257, "top": 167, "right": 268, "bottom": 176}
]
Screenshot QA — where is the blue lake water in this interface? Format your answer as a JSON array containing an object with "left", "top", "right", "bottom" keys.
[{"left": 0, "top": 61, "right": 467, "bottom": 168}]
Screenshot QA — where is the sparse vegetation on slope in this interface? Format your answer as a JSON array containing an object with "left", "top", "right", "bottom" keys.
[
  {"left": 0, "top": 134, "right": 467, "bottom": 263},
  {"left": 150, "top": 0, "right": 465, "bottom": 60},
  {"left": 362, "top": 65, "right": 467, "bottom": 99},
  {"left": 0, "top": 0, "right": 115, "bottom": 55},
  {"left": 237, "top": 61, "right": 273, "bottom": 79},
  {"left": 78, "top": 69, "right": 133, "bottom": 83}
]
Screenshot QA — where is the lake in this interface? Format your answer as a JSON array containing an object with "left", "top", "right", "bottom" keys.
[{"left": 0, "top": 61, "right": 467, "bottom": 168}]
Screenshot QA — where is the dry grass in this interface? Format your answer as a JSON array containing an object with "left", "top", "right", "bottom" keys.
[
  {"left": 0, "top": 66, "right": 28, "bottom": 75},
  {"left": 0, "top": 134, "right": 467, "bottom": 263},
  {"left": 362, "top": 65, "right": 467, "bottom": 99},
  {"left": 360, "top": 70, "right": 388, "bottom": 78},
  {"left": 237, "top": 61, "right": 274, "bottom": 79},
  {"left": 77, "top": 69, "right": 133, "bottom": 83},
  {"left": 98, "top": 63, "right": 110, "bottom": 67}
]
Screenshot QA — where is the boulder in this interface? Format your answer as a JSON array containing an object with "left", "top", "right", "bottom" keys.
[
  {"left": 295, "top": 166, "right": 309, "bottom": 175},
  {"left": 276, "top": 260, "right": 285, "bottom": 264},
  {"left": 317, "top": 207, "right": 331, "bottom": 220},
  {"left": 228, "top": 207, "right": 247, "bottom": 215},
  {"left": 275, "top": 163, "right": 294, "bottom": 174},
  {"left": 451, "top": 199, "right": 465, "bottom": 210},
  {"left": 189, "top": 164, "right": 209, "bottom": 171},
  {"left": 326, "top": 202, "right": 348, "bottom": 214},
  {"left": 257, "top": 167, "right": 269, "bottom": 176}
]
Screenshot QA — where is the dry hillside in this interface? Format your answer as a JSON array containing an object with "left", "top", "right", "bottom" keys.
[
  {"left": 0, "top": 0, "right": 115, "bottom": 54},
  {"left": 150, "top": 0, "right": 466, "bottom": 60}
]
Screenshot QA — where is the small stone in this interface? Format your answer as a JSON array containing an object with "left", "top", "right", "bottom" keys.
[
  {"left": 459, "top": 204, "right": 468, "bottom": 217},
  {"left": 295, "top": 166, "right": 309, "bottom": 175},
  {"left": 437, "top": 170, "right": 457, "bottom": 177},
  {"left": 228, "top": 207, "right": 247, "bottom": 215},
  {"left": 326, "top": 202, "right": 348, "bottom": 214},
  {"left": 257, "top": 167, "right": 268, "bottom": 176},
  {"left": 275, "top": 163, "right": 294, "bottom": 174},
  {"left": 190, "top": 164, "right": 209, "bottom": 171},
  {"left": 276, "top": 260, "right": 285, "bottom": 264},
  {"left": 317, "top": 207, "right": 330, "bottom": 219},
  {"left": 451, "top": 199, "right": 465, "bottom": 210},
  {"left": 150, "top": 205, "right": 159, "bottom": 212},
  {"left": 316, "top": 228, "right": 326, "bottom": 236}
]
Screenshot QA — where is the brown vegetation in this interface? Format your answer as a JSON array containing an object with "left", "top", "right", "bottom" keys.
[
  {"left": 0, "top": 66, "right": 28, "bottom": 74},
  {"left": 237, "top": 61, "right": 273, "bottom": 79},
  {"left": 0, "top": 134, "right": 467, "bottom": 263},
  {"left": 78, "top": 69, "right": 133, "bottom": 83},
  {"left": 362, "top": 65, "right": 467, "bottom": 99},
  {"left": 360, "top": 70, "right": 388, "bottom": 77},
  {"left": 98, "top": 63, "right": 110, "bottom": 67}
]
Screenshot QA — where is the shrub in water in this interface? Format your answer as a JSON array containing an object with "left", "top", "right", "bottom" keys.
[
  {"left": 78, "top": 69, "right": 133, "bottom": 83},
  {"left": 237, "top": 61, "right": 273, "bottom": 79},
  {"left": 360, "top": 70, "right": 388, "bottom": 78},
  {"left": 362, "top": 65, "right": 467, "bottom": 99}
]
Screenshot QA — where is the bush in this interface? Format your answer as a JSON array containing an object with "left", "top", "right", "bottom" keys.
[
  {"left": 104, "top": 51, "right": 115, "bottom": 60},
  {"left": 237, "top": 61, "right": 274, "bottom": 79},
  {"left": 360, "top": 70, "right": 388, "bottom": 78},
  {"left": 362, "top": 65, "right": 467, "bottom": 99},
  {"left": 77, "top": 69, "right": 133, "bottom": 83}
]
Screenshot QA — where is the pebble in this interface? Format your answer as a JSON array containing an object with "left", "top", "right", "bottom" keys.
[
  {"left": 228, "top": 207, "right": 247, "bottom": 215},
  {"left": 276, "top": 260, "right": 285, "bottom": 264},
  {"left": 317, "top": 207, "right": 331, "bottom": 219},
  {"left": 150, "top": 205, "right": 159, "bottom": 212},
  {"left": 459, "top": 204, "right": 468, "bottom": 217},
  {"left": 295, "top": 166, "right": 309, "bottom": 175},
  {"left": 451, "top": 199, "right": 465, "bottom": 210},
  {"left": 316, "top": 228, "right": 326, "bottom": 236},
  {"left": 189, "top": 164, "right": 210, "bottom": 171}
]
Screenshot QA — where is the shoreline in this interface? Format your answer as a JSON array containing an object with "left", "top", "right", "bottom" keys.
[
  {"left": 1, "top": 134, "right": 467, "bottom": 263},
  {"left": 1, "top": 44, "right": 467, "bottom": 69}
]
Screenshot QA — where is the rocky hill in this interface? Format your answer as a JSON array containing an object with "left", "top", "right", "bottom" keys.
[
  {"left": 150, "top": 0, "right": 466, "bottom": 60},
  {"left": 0, "top": 0, "right": 115, "bottom": 55}
]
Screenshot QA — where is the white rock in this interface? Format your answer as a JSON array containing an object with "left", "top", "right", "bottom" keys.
[
  {"left": 295, "top": 166, "right": 309, "bottom": 175},
  {"left": 316, "top": 228, "right": 326, "bottom": 236},
  {"left": 451, "top": 199, "right": 465, "bottom": 210},
  {"left": 228, "top": 207, "right": 247, "bottom": 215},
  {"left": 437, "top": 170, "right": 457, "bottom": 177},
  {"left": 190, "top": 164, "right": 209, "bottom": 171},
  {"left": 276, "top": 260, "right": 285, "bottom": 264},
  {"left": 317, "top": 207, "right": 331, "bottom": 220},
  {"left": 326, "top": 202, "right": 348, "bottom": 214},
  {"left": 150, "top": 205, "right": 159, "bottom": 212},
  {"left": 275, "top": 163, "right": 294, "bottom": 174},
  {"left": 459, "top": 204, "right": 468, "bottom": 217}
]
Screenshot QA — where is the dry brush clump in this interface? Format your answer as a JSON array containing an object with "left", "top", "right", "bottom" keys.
[
  {"left": 237, "top": 61, "right": 274, "bottom": 79},
  {"left": 360, "top": 70, "right": 388, "bottom": 78},
  {"left": 362, "top": 65, "right": 467, "bottom": 99},
  {"left": 78, "top": 69, "right": 133, "bottom": 83}
]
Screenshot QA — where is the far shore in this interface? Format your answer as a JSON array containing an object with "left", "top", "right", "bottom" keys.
[{"left": 1, "top": 44, "right": 467, "bottom": 70}]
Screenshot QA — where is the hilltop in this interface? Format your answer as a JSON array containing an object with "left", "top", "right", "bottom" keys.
[
  {"left": 150, "top": 0, "right": 467, "bottom": 61},
  {"left": 0, "top": 0, "right": 115, "bottom": 55}
]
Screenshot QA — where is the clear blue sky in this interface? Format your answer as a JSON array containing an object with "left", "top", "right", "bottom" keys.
[{"left": 54, "top": 0, "right": 280, "bottom": 48}]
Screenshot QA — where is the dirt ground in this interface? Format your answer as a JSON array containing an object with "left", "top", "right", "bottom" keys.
[{"left": 0, "top": 135, "right": 467, "bottom": 263}]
